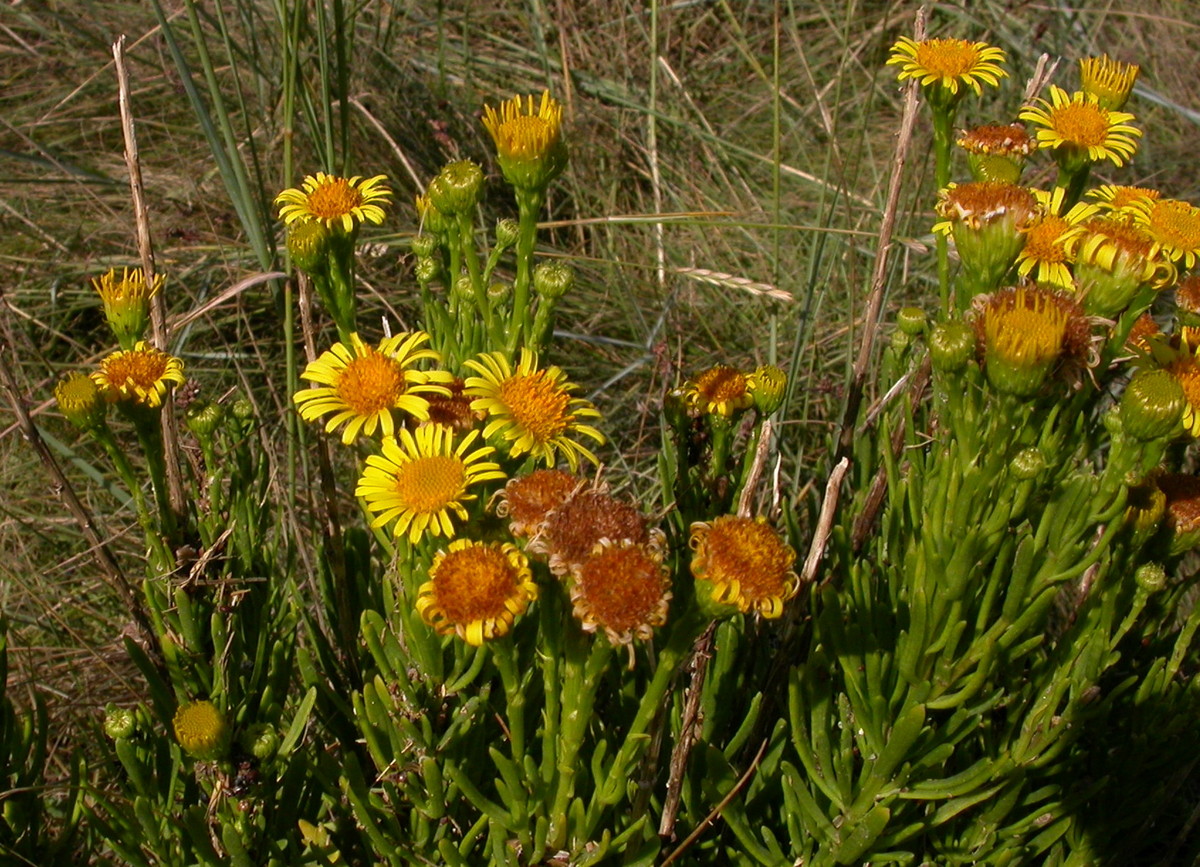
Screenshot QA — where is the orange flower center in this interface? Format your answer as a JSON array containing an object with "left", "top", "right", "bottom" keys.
[
  {"left": 1023, "top": 216, "right": 1071, "bottom": 263},
  {"left": 392, "top": 456, "right": 465, "bottom": 514},
  {"left": 306, "top": 178, "right": 364, "bottom": 219},
  {"left": 431, "top": 545, "right": 519, "bottom": 624},
  {"left": 576, "top": 546, "right": 665, "bottom": 634},
  {"left": 499, "top": 371, "right": 571, "bottom": 441},
  {"left": 696, "top": 366, "right": 748, "bottom": 405},
  {"left": 335, "top": 351, "right": 406, "bottom": 415},
  {"left": 697, "top": 518, "right": 794, "bottom": 602},
  {"left": 103, "top": 349, "right": 170, "bottom": 389},
  {"left": 1168, "top": 358, "right": 1200, "bottom": 410},
  {"left": 502, "top": 469, "right": 579, "bottom": 537},
  {"left": 914, "top": 40, "right": 981, "bottom": 77},
  {"left": 1049, "top": 101, "right": 1110, "bottom": 147},
  {"left": 1145, "top": 201, "right": 1200, "bottom": 252}
]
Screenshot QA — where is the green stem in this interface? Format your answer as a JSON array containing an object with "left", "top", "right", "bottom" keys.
[
  {"left": 508, "top": 189, "right": 544, "bottom": 355},
  {"left": 494, "top": 637, "right": 527, "bottom": 765},
  {"left": 932, "top": 106, "right": 956, "bottom": 314},
  {"left": 93, "top": 425, "right": 173, "bottom": 573}
]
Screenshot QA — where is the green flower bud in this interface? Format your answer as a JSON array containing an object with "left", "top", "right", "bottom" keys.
[
  {"left": 239, "top": 723, "right": 280, "bottom": 762},
  {"left": 928, "top": 320, "right": 976, "bottom": 374},
  {"left": 532, "top": 262, "right": 574, "bottom": 300},
  {"left": 1120, "top": 369, "right": 1185, "bottom": 441},
  {"left": 410, "top": 234, "right": 438, "bottom": 258},
  {"left": 488, "top": 281, "right": 512, "bottom": 302},
  {"left": 231, "top": 399, "right": 254, "bottom": 421},
  {"left": 427, "top": 160, "right": 484, "bottom": 216},
  {"left": 104, "top": 705, "right": 136, "bottom": 740},
  {"left": 92, "top": 267, "right": 161, "bottom": 351},
  {"left": 748, "top": 365, "right": 787, "bottom": 415},
  {"left": 1010, "top": 447, "right": 1046, "bottom": 480},
  {"left": 287, "top": 221, "right": 331, "bottom": 275},
  {"left": 495, "top": 218, "right": 520, "bottom": 249},
  {"left": 896, "top": 307, "right": 927, "bottom": 337},
  {"left": 453, "top": 274, "right": 473, "bottom": 298},
  {"left": 185, "top": 399, "right": 224, "bottom": 440},
  {"left": 1134, "top": 562, "right": 1167, "bottom": 594},
  {"left": 414, "top": 256, "right": 441, "bottom": 285}
]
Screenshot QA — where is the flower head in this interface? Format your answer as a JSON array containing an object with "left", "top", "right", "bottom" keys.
[
  {"left": 494, "top": 468, "right": 582, "bottom": 538},
  {"left": 1120, "top": 369, "right": 1185, "bottom": 441},
  {"left": 1155, "top": 472, "right": 1200, "bottom": 554},
  {"left": 92, "top": 267, "right": 161, "bottom": 350},
  {"left": 1015, "top": 188, "right": 1096, "bottom": 290},
  {"left": 416, "top": 540, "right": 537, "bottom": 645},
  {"left": 482, "top": 91, "right": 568, "bottom": 191},
  {"left": 55, "top": 371, "right": 106, "bottom": 431},
  {"left": 748, "top": 364, "right": 788, "bottom": 414},
  {"left": 1020, "top": 86, "right": 1141, "bottom": 168},
  {"left": 1088, "top": 184, "right": 1160, "bottom": 214},
  {"left": 275, "top": 172, "right": 391, "bottom": 233},
  {"left": 569, "top": 539, "right": 671, "bottom": 646},
  {"left": 957, "top": 123, "right": 1035, "bottom": 183},
  {"left": 1074, "top": 217, "right": 1172, "bottom": 315},
  {"left": 464, "top": 350, "right": 604, "bottom": 472},
  {"left": 1079, "top": 54, "right": 1139, "bottom": 111},
  {"left": 1131, "top": 198, "right": 1200, "bottom": 271},
  {"left": 173, "top": 701, "right": 229, "bottom": 760},
  {"left": 1166, "top": 352, "right": 1200, "bottom": 437},
  {"left": 92, "top": 341, "right": 186, "bottom": 409},
  {"left": 683, "top": 365, "right": 755, "bottom": 417},
  {"left": 887, "top": 37, "right": 1007, "bottom": 99},
  {"left": 294, "top": 332, "right": 452, "bottom": 445},
  {"left": 935, "top": 182, "right": 1038, "bottom": 293},
  {"left": 972, "top": 285, "right": 1092, "bottom": 396},
  {"left": 531, "top": 487, "right": 656, "bottom": 577},
  {"left": 689, "top": 515, "right": 799, "bottom": 618},
  {"left": 355, "top": 425, "right": 505, "bottom": 545}
]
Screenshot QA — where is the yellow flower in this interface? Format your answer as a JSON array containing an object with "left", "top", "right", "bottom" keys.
[
  {"left": 92, "top": 267, "right": 161, "bottom": 349},
  {"left": 1015, "top": 188, "right": 1097, "bottom": 290},
  {"left": 173, "top": 701, "right": 229, "bottom": 760},
  {"left": 683, "top": 365, "right": 755, "bottom": 417},
  {"left": 464, "top": 350, "right": 604, "bottom": 472},
  {"left": 54, "top": 371, "right": 106, "bottom": 431},
  {"left": 1131, "top": 198, "right": 1200, "bottom": 270},
  {"left": 416, "top": 540, "right": 537, "bottom": 646},
  {"left": 972, "top": 286, "right": 1092, "bottom": 396},
  {"left": 294, "top": 332, "right": 452, "bottom": 445},
  {"left": 275, "top": 172, "right": 391, "bottom": 232},
  {"left": 1079, "top": 54, "right": 1139, "bottom": 111},
  {"left": 934, "top": 182, "right": 1038, "bottom": 293},
  {"left": 569, "top": 539, "right": 672, "bottom": 646},
  {"left": 1088, "top": 184, "right": 1160, "bottom": 214},
  {"left": 1019, "top": 86, "right": 1141, "bottom": 167},
  {"left": 1074, "top": 217, "right": 1173, "bottom": 315},
  {"left": 92, "top": 341, "right": 186, "bottom": 409},
  {"left": 494, "top": 468, "right": 582, "bottom": 539},
  {"left": 689, "top": 515, "right": 799, "bottom": 619},
  {"left": 355, "top": 425, "right": 505, "bottom": 545},
  {"left": 1166, "top": 353, "right": 1200, "bottom": 437},
  {"left": 887, "top": 36, "right": 1007, "bottom": 97},
  {"left": 482, "top": 91, "right": 568, "bottom": 191}
]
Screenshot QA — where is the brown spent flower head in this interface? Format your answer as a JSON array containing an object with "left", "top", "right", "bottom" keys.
[
  {"left": 684, "top": 365, "right": 754, "bottom": 417},
  {"left": 1177, "top": 275, "right": 1200, "bottom": 317},
  {"left": 689, "top": 515, "right": 799, "bottom": 618},
  {"left": 416, "top": 540, "right": 537, "bottom": 646},
  {"left": 422, "top": 378, "right": 480, "bottom": 433},
  {"left": 532, "top": 487, "right": 654, "bottom": 576},
  {"left": 1155, "top": 472, "right": 1200, "bottom": 553},
  {"left": 972, "top": 285, "right": 1092, "bottom": 396},
  {"left": 1079, "top": 54, "right": 1140, "bottom": 111},
  {"left": 934, "top": 181, "right": 1038, "bottom": 233},
  {"left": 569, "top": 539, "right": 672, "bottom": 646},
  {"left": 956, "top": 123, "right": 1036, "bottom": 157},
  {"left": 494, "top": 468, "right": 583, "bottom": 539}
]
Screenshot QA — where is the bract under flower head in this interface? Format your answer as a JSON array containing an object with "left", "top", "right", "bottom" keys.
[
  {"left": 689, "top": 515, "right": 799, "bottom": 619},
  {"left": 1020, "top": 86, "right": 1141, "bottom": 168},
  {"left": 92, "top": 267, "right": 161, "bottom": 350},
  {"left": 92, "top": 341, "right": 186, "bottom": 409},
  {"left": 569, "top": 539, "right": 672, "bottom": 646},
  {"left": 494, "top": 468, "right": 582, "bottom": 539},
  {"left": 275, "top": 172, "right": 391, "bottom": 233},
  {"left": 887, "top": 37, "right": 1007, "bottom": 99},
  {"left": 294, "top": 332, "right": 453, "bottom": 445},
  {"left": 355, "top": 425, "right": 505, "bottom": 545},
  {"left": 1131, "top": 198, "right": 1200, "bottom": 271},
  {"left": 972, "top": 285, "right": 1092, "bottom": 396},
  {"left": 416, "top": 539, "right": 537, "bottom": 646},
  {"left": 482, "top": 91, "right": 568, "bottom": 191},
  {"left": 1079, "top": 54, "right": 1140, "bottom": 111},
  {"left": 464, "top": 350, "right": 604, "bottom": 472}
]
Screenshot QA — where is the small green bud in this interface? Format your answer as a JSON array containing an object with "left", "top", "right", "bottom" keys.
[
  {"left": 532, "top": 262, "right": 574, "bottom": 300},
  {"left": 239, "top": 723, "right": 280, "bottom": 762},
  {"left": 896, "top": 307, "right": 927, "bottom": 337},
  {"left": 414, "top": 256, "right": 440, "bottom": 285},
  {"left": 1010, "top": 447, "right": 1046, "bottom": 480},
  {"left": 185, "top": 400, "right": 224, "bottom": 440},
  {"left": 287, "top": 221, "right": 331, "bottom": 275},
  {"left": 104, "top": 705, "right": 137, "bottom": 740},
  {"left": 426, "top": 160, "right": 484, "bottom": 216},
  {"left": 495, "top": 218, "right": 520, "bottom": 249},
  {"left": 410, "top": 234, "right": 438, "bottom": 258},
  {"left": 488, "top": 281, "right": 512, "bottom": 302},
  {"left": 1134, "top": 562, "right": 1167, "bottom": 594},
  {"left": 748, "top": 365, "right": 787, "bottom": 415},
  {"left": 231, "top": 399, "right": 254, "bottom": 421},
  {"left": 928, "top": 320, "right": 976, "bottom": 374},
  {"left": 890, "top": 330, "right": 913, "bottom": 353},
  {"left": 1120, "top": 369, "right": 1186, "bottom": 441},
  {"left": 453, "top": 274, "right": 473, "bottom": 298}
]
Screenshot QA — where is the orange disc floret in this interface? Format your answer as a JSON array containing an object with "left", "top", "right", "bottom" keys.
[{"left": 495, "top": 469, "right": 583, "bottom": 539}]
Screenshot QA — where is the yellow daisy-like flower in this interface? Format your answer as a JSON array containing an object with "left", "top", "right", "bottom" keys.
[
  {"left": 275, "top": 172, "right": 391, "bottom": 233},
  {"left": 1015, "top": 188, "right": 1097, "bottom": 290},
  {"left": 1131, "top": 198, "right": 1200, "bottom": 270},
  {"left": 464, "top": 350, "right": 604, "bottom": 472},
  {"left": 1088, "top": 184, "right": 1160, "bottom": 214},
  {"left": 1019, "top": 86, "right": 1141, "bottom": 167},
  {"left": 683, "top": 365, "right": 755, "bottom": 417},
  {"left": 355, "top": 422, "right": 506, "bottom": 540},
  {"left": 569, "top": 539, "right": 672, "bottom": 646},
  {"left": 294, "top": 332, "right": 452, "bottom": 445},
  {"left": 355, "top": 425, "right": 506, "bottom": 545},
  {"left": 1079, "top": 54, "right": 1139, "bottom": 111},
  {"left": 173, "top": 701, "right": 229, "bottom": 761},
  {"left": 54, "top": 371, "right": 106, "bottom": 431},
  {"left": 972, "top": 286, "right": 1092, "bottom": 396},
  {"left": 689, "top": 515, "right": 799, "bottom": 619},
  {"left": 887, "top": 36, "right": 1007, "bottom": 97},
  {"left": 92, "top": 341, "right": 186, "bottom": 409},
  {"left": 416, "top": 539, "right": 537, "bottom": 646},
  {"left": 481, "top": 91, "right": 568, "bottom": 191},
  {"left": 92, "top": 266, "right": 162, "bottom": 349},
  {"left": 1074, "top": 217, "right": 1174, "bottom": 315}
]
